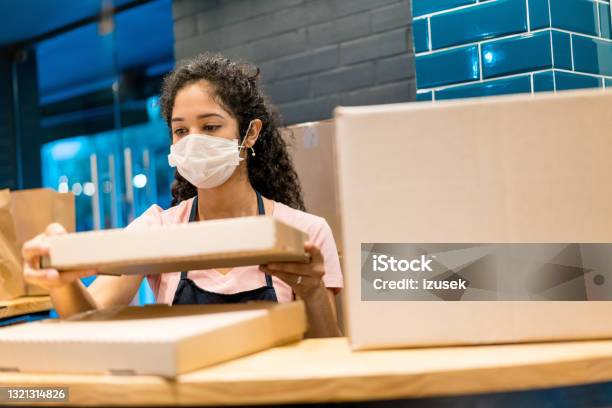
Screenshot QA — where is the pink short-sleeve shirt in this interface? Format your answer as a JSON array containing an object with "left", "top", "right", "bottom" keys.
[{"left": 124, "top": 197, "right": 343, "bottom": 304}]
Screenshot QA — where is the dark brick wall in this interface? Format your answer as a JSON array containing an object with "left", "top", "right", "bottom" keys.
[{"left": 173, "top": 0, "right": 415, "bottom": 124}]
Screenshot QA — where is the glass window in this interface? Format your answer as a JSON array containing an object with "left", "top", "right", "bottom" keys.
[{"left": 37, "top": 0, "right": 175, "bottom": 305}]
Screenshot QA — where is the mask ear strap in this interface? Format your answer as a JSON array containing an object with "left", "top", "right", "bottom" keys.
[{"left": 239, "top": 121, "right": 254, "bottom": 150}]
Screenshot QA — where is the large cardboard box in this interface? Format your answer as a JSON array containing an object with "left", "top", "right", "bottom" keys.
[
  {"left": 42, "top": 216, "right": 309, "bottom": 275},
  {"left": 0, "top": 301, "right": 306, "bottom": 377},
  {"left": 282, "top": 121, "right": 345, "bottom": 332},
  {"left": 334, "top": 89, "right": 612, "bottom": 349},
  {"left": 282, "top": 121, "right": 342, "bottom": 254}
]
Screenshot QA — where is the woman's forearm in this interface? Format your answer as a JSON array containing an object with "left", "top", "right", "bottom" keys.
[
  {"left": 49, "top": 281, "right": 98, "bottom": 318},
  {"left": 301, "top": 286, "right": 342, "bottom": 338}
]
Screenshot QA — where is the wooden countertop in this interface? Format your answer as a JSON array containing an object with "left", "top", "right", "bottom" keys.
[
  {"left": 0, "top": 296, "right": 52, "bottom": 320},
  {"left": 2, "top": 337, "right": 612, "bottom": 406}
]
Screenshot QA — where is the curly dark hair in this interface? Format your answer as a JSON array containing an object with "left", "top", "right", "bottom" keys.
[{"left": 159, "top": 53, "right": 305, "bottom": 211}]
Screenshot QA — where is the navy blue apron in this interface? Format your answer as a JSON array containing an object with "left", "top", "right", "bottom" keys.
[{"left": 172, "top": 191, "right": 278, "bottom": 305}]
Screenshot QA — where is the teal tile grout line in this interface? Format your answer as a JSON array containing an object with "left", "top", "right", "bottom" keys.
[
  {"left": 597, "top": 0, "right": 602, "bottom": 37},
  {"left": 422, "top": 69, "right": 554, "bottom": 93},
  {"left": 415, "top": 27, "right": 552, "bottom": 57},
  {"left": 551, "top": 27, "right": 612, "bottom": 43},
  {"left": 526, "top": 0, "right": 531, "bottom": 32},
  {"left": 417, "top": 68, "right": 612, "bottom": 94},
  {"left": 549, "top": 31, "right": 556, "bottom": 91},
  {"left": 413, "top": 0, "right": 495, "bottom": 19},
  {"left": 478, "top": 43, "right": 483, "bottom": 81},
  {"left": 571, "top": 33, "right": 575, "bottom": 70},
  {"left": 413, "top": 0, "right": 612, "bottom": 21},
  {"left": 547, "top": 0, "right": 555, "bottom": 90},
  {"left": 415, "top": 27, "right": 612, "bottom": 59},
  {"left": 427, "top": 17, "right": 432, "bottom": 51}
]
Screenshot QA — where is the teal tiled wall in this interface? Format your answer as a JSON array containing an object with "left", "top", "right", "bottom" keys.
[{"left": 413, "top": 0, "right": 612, "bottom": 100}]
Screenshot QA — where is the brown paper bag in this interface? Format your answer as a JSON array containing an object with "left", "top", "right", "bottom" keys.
[
  {"left": 10, "top": 189, "right": 76, "bottom": 296},
  {"left": 0, "top": 189, "right": 25, "bottom": 300}
]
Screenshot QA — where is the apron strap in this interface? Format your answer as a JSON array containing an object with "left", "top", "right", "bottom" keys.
[
  {"left": 180, "top": 197, "right": 200, "bottom": 281},
  {"left": 265, "top": 273, "right": 274, "bottom": 288},
  {"left": 256, "top": 191, "right": 273, "bottom": 288},
  {"left": 181, "top": 191, "right": 267, "bottom": 281},
  {"left": 256, "top": 190, "right": 264, "bottom": 215},
  {"left": 188, "top": 195, "right": 199, "bottom": 222}
]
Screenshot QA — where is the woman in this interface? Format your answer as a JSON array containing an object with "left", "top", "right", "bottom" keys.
[{"left": 22, "top": 53, "right": 343, "bottom": 338}]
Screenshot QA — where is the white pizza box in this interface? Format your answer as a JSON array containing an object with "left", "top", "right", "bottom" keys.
[
  {"left": 0, "top": 301, "right": 306, "bottom": 377},
  {"left": 41, "top": 216, "right": 309, "bottom": 275}
]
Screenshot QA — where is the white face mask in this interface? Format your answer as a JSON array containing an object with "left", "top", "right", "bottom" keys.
[{"left": 167, "top": 122, "right": 253, "bottom": 189}]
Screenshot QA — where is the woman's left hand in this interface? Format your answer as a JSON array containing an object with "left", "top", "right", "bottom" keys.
[{"left": 259, "top": 241, "right": 325, "bottom": 299}]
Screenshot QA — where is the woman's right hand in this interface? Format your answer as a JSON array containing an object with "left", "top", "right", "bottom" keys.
[{"left": 22, "top": 223, "right": 97, "bottom": 290}]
